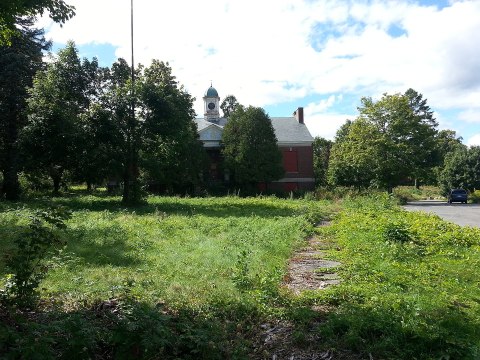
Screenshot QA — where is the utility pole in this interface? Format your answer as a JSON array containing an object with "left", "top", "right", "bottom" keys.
[
  {"left": 123, "top": 0, "right": 140, "bottom": 204},
  {"left": 131, "top": 0, "right": 135, "bottom": 90}
]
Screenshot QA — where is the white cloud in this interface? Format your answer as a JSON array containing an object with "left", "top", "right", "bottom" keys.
[
  {"left": 458, "top": 109, "right": 480, "bottom": 123},
  {"left": 304, "top": 96, "right": 354, "bottom": 139},
  {"left": 41, "top": 0, "right": 480, "bottom": 139},
  {"left": 466, "top": 134, "right": 480, "bottom": 147}
]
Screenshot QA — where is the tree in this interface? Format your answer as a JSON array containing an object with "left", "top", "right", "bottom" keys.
[
  {"left": 0, "top": 19, "right": 49, "bottom": 199},
  {"left": 328, "top": 119, "right": 380, "bottom": 188},
  {"left": 139, "top": 60, "right": 205, "bottom": 193},
  {"left": 435, "top": 129, "right": 465, "bottom": 164},
  {"left": 74, "top": 95, "right": 120, "bottom": 190},
  {"left": 404, "top": 88, "right": 436, "bottom": 127},
  {"left": 312, "top": 136, "right": 332, "bottom": 186},
  {"left": 404, "top": 88, "right": 438, "bottom": 186},
  {"left": 0, "top": 0, "right": 75, "bottom": 45},
  {"left": 222, "top": 106, "right": 283, "bottom": 188},
  {"left": 21, "top": 41, "right": 87, "bottom": 194},
  {"left": 220, "top": 94, "right": 239, "bottom": 117},
  {"left": 98, "top": 58, "right": 141, "bottom": 203},
  {"left": 328, "top": 92, "right": 438, "bottom": 192},
  {"left": 438, "top": 146, "right": 480, "bottom": 194}
]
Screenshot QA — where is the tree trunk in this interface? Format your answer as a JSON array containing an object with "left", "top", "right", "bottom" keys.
[
  {"left": 50, "top": 167, "right": 63, "bottom": 196},
  {"left": 122, "top": 150, "right": 140, "bottom": 204},
  {"left": 53, "top": 176, "right": 61, "bottom": 195},
  {"left": 2, "top": 168, "right": 20, "bottom": 201}
]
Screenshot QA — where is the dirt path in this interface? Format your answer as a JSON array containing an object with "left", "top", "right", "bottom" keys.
[
  {"left": 252, "top": 221, "right": 346, "bottom": 360},
  {"left": 284, "top": 221, "right": 341, "bottom": 294}
]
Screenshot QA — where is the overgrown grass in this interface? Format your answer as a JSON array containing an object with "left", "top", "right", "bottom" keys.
[
  {"left": 0, "top": 194, "right": 335, "bottom": 358},
  {"left": 1, "top": 193, "right": 479, "bottom": 359},
  {"left": 311, "top": 194, "right": 480, "bottom": 359},
  {"left": 393, "top": 185, "right": 443, "bottom": 203}
]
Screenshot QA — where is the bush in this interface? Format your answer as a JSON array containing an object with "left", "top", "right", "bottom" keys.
[
  {"left": 470, "top": 190, "right": 480, "bottom": 203},
  {"left": 393, "top": 186, "right": 443, "bottom": 202},
  {"left": 1, "top": 207, "right": 71, "bottom": 309}
]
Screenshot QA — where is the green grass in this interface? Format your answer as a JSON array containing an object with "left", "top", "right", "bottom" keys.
[
  {"left": 0, "top": 195, "right": 336, "bottom": 358},
  {"left": 1, "top": 193, "right": 479, "bottom": 359},
  {"left": 1, "top": 195, "right": 332, "bottom": 308},
  {"left": 393, "top": 185, "right": 444, "bottom": 203},
  {"left": 312, "top": 194, "right": 480, "bottom": 359}
]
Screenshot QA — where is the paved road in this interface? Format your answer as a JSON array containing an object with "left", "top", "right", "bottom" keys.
[{"left": 404, "top": 200, "right": 480, "bottom": 227}]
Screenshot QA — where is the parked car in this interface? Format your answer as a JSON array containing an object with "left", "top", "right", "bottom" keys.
[{"left": 448, "top": 189, "right": 468, "bottom": 204}]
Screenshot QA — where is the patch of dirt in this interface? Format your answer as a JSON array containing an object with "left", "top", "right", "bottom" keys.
[
  {"left": 251, "top": 221, "right": 353, "bottom": 360},
  {"left": 284, "top": 221, "right": 341, "bottom": 294}
]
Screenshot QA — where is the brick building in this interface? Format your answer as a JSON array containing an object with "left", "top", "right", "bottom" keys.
[{"left": 194, "top": 85, "right": 315, "bottom": 191}]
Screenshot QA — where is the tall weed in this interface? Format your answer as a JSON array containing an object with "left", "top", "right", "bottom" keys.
[{"left": 317, "top": 195, "right": 480, "bottom": 359}]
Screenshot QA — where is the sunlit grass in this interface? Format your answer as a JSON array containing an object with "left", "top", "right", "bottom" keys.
[
  {"left": 313, "top": 194, "right": 480, "bottom": 359},
  {"left": 1, "top": 195, "right": 333, "bottom": 309}
]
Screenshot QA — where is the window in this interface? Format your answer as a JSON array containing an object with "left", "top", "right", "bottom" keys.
[{"left": 283, "top": 150, "right": 298, "bottom": 172}]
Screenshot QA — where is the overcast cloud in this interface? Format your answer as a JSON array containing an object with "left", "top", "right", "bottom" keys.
[{"left": 40, "top": 0, "right": 480, "bottom": 145}]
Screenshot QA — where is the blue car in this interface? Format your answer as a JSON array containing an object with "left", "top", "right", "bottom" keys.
[{"left": 448, "top": 189, "right": 468, "bottom": 204}]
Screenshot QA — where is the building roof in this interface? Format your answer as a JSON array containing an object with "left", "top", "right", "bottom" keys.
[
  {"left": 194, "top": 116, "right": 313, "bottom": 145},
  {"left": 194, "top": 117, "right": 228, "bottom": 131},
  {"left": 204, "top": 86, "right": 219, "bottom": 97},
  {"left": 270, "top": 117, "right": 314, "bottom": 144}
]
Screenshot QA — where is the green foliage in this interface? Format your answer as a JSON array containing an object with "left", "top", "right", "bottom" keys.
[
  {"left": 0, "top": 195, "right": 334, "bottom": 358},
  {"left": 316, "top": 195, "right": 480, "bottom": 359},
  {"left": 0, "top": 19, "right": 49, "bottom": 200},
  {"left": 1, "top": 206, "right": 71, "bottom": 308},
  {"left": 470, "top": 190, "right": 480, "bottom": 203},
  {"left": 392, "top": 186, "right": 443, "bottom": 203},
  {"left": 222, "top": 106, "right": 284, "bottom": 187},
  {"left": 438, "top": 146, "right": 480, "bottom": 194},
  {"left": 220, "top": 94, "right": 239, "bottom": 117},
  {"left": 328, "top": 92, "right": 439, "bottom": 191},
  {"left": 0, "top": 0, "right": 75, "bottom": 45},
  {"left": 139, "top": 60, "right": 206, "bottom": 193},
  {"left": 21, "top": 41, "right": 88, "bottom": 194},
  {"left": 328, "top": 119, "right": 379, "bottom": 188},
  {"left": 312, "top": 136, "right": 332, "bottom": 186},
  {"left": 382, "top": 221, "right": 412, "bottom": 243}
]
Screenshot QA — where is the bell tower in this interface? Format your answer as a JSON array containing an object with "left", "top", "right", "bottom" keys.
[{"left": 203, "top": 83, "right": 220, "bottom": 122}]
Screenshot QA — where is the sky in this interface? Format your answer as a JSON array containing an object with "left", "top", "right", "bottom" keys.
[{"left": 38, "top": 0, "right": 480, "bottom": 146}]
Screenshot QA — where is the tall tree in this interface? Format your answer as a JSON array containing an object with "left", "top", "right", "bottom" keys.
[
  {"left": 0, "top": 18, "right": 49, "bottom": 199},
  {"left": 139, "top": 60, "right": 205, "bottom": 193},
  {"left": 328, "top": 119, "right": 379, "bottom": 188},
  {"left": 222, "top": 106, "right": 283, "bottom": 188},
  {"left": 94, "top": 59, "right": 204, "bottom": 198},
  {"left": 21, "top": 41, "right": 86, "bottom": 194},
  {"left": 404, "top": 88, "right": 438, "bottom": 186},
  {"left": 328, "top": 93, "right": 438, "bottom": 192},
  {"left": 72, "top": 62, "right": 118, "bottom": 190},
  {"left": 404, "top": 88, "right": 436, "bottom": 127},
  {"left": 0, "top": 0, "right": 75, "bottom": 44},
  {"left": 220, "top": 94, "right": 239, "bottom": 117},
  {"left": 312, "top": 136, "right": 332, "bottom": 186},
  {"left": 100, "top": 58, "right": 141, "bottom": 203}
]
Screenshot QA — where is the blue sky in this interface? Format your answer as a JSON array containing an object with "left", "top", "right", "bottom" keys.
[{"left": 39, "top": 0, "right": 480, "bottom": 146}]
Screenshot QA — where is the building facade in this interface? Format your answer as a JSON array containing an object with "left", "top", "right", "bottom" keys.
[{"left": 194, "top": 85, "right": 315, "bottom": 191}]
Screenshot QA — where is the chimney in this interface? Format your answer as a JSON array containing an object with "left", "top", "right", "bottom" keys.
[{"left": 293, "top": 107, "right": 304, "bottom": 124}]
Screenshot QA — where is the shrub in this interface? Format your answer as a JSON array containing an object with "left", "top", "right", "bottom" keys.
[
  {"left": 1, "top": 207, "right": 71, "bottom": 309},
  {"left": 470, "top": 190, "right": 480, "bottom": 203},
  {"left": 382, "top": 222, "right": 412, "bottom": 243}
]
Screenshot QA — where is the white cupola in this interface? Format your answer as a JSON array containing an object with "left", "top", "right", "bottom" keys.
[{"left": 203, "top": 83, "right": 220, "bottom": 122}]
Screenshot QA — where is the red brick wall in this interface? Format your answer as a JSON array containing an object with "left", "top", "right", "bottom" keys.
[{"left": 280, "top": 146, "right": 314, "bottom": 179}]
